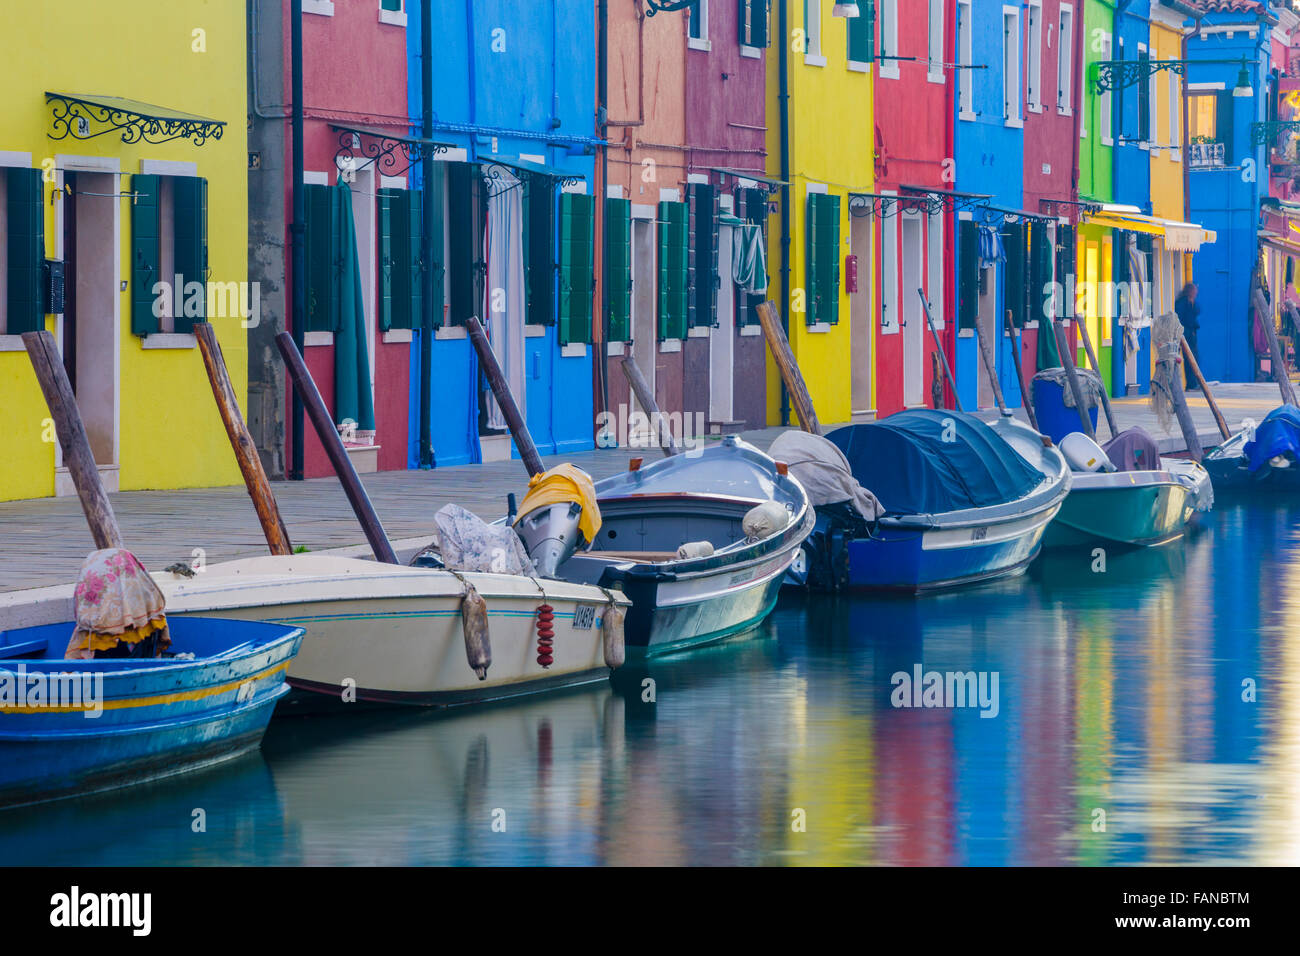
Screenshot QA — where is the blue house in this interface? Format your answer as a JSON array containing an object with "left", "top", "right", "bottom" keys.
[
  {"left": 954, "top": 0, "right": 1029, "bottom": 410},
  {"left": 406, "top": 0, "right": 599, "bottom": 467},
  {"left": 1181, "top": 0, "right": 1272, "bottom": 384}
]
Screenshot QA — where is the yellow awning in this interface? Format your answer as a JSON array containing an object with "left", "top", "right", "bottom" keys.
[{"left": 1081, "top": 206, "right": 1215, "bottom": 252}]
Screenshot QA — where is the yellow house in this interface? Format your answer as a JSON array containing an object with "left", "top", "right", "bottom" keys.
[
  {"left": 0, "top": 1, "right": 247, "bottom": 502},
  {"left": 1148, "top": 7, "right": 1192, "bottom": 322},
  {"left": 766, "top": 1, "right": 876, "bottom": 425}
]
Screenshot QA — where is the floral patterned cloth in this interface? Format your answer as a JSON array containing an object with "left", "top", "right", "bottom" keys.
[
  {"left": 65, "top": 549, "right": 169, "bottom": 660},
  {"left": 434, "top": 504, "right": 536, "bottom": 575}
]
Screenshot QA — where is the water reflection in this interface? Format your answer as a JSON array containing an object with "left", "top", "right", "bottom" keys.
[{"left": 0, "top": 501, "right": 1296, "bottom": 866}]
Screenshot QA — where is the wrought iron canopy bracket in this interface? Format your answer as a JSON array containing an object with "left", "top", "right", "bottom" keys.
[
  {"left": 481, "top": 161, "right": 584, "bottom": 194},
  {"left": 899, "top": 188, "right": 992, "bottom": 216},
  {"left": 1039, "top": 197, "right": 1102, "bottom": 224},
  {"left": 1252, "top": 120, "right": 1300, "bottom": 147},
  {"left": 1093, "top": 57, "right": 1255, "bottom": 94},
  {"left": 645, "top": 0, "right": 698, "bottom": 16},
  {"left": 46, "top": 92, "right": 225, "bottom": 147},
  {"left": 332, "top": 125, "right": 450, "bottom": 178}
]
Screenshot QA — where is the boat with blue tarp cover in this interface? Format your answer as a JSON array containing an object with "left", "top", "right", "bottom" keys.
[
  {"left": 1205, "top": 405, "right": 1300, "bottom": 491},
  {"left": 0, "top": 617, "right": 302, "bottom": 809},
  {"left": 786, "top": 410, "right": 1070, "bottom": 592}
]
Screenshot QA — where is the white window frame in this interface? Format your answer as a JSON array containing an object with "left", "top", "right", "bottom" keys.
[
  {"left": 804, "top": 0, "right": 823, "bottom": 62},
  {"left": 879, "top": 0, "right": 900, "bottom": 79},
  {"left": 1003, "top": 7, "right": 1022, "bottom": 127},
  {"left": 1100, "top": 35, "right": 1113, "bottom": 146},
  {"left": 378, "top": 0, "right": 406, "bottom": 27},
  {"left": 1057, "top": 4, "right": 1074, "bottom": 115},
  {"left": 958, "top": 0, "right": 974, "bottom": 118},
  {"left": 927, "top": 212, "right": 945, "bottom": 330},
  {"left": 928, "top": 0, "right": 945, "bottom": 83},
  {"left": 881, "top": 215, "right": 899, "bottom": 334},
  {"left": 303, "top": 0, "right": 334, "bottom": 16},
  {"left": 689, "top": 0, "right": 711, "bottom": 51},
  {"left": 1168, "top": 67, "right": 1181, "bottom": 161},
  {"left": 1026, "top": 1, "right": 1043, "bottom": 112}
]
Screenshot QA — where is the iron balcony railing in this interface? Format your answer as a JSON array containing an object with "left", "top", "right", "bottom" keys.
[{"left": 1188, "top": 142, "right": 1226, "bottom": 168}]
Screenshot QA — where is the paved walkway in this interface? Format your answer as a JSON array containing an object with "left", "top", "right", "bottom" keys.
[{"left": 0, "top": 382, "right": 1285, "bottom": 593}]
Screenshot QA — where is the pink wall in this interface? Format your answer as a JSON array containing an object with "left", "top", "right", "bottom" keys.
[{"left": 282, "top": 2, "right": 410, "bottom": 478}]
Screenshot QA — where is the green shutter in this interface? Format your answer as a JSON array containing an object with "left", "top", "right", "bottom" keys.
[
  {"left": 407, "top": 188, "right": 423, "bottom": 331},
  {"left": 605, "top": 197, "right": 632, "bottom": 341},
  {"left": 805, "top": 193, "right": 819, "bottom": 324},
  {"left": 958, "top": 219, "right": 979, "bottom": 332},
  {"left": 6, "top": 167, "right": 45, "bottom": 335},
  {"left": 1005, "top": 223, "right": 1026, "bottom": 329},
  {"left": 424, "top": 163, "right": 445, "bottom": 329},
  {"left": 848, "top": 1, "right": 874, "bottom": 63},
  {"left": 381, "top": 0, "right": 402, "bottom": 10},
  {"left": 130, "top": 174, "right": 161, "bottom": 337},
  {"left": 172, "top": 176, "right": 207, "bottom": 332},
  {"left": 823, "top": 194, "right": 840, "bottom": 325},
  {"left": 448, "top": 164, "right": 475, "bottom": 326},
  {"left": 658, "top": 201, "right": 688, "bottom": 340},
  {"left": 1216, "top": 91, "right": 1235, "bottom": 164},
  {"left": 526, "top": 175, "right": 555, "bottom": 326},
  {"left": 1137, "top": 50, "right": 1150, "bottom": 142},
  {"left": 1029, "top": 222, "right": 1051, "bottom": 327},
  {"left": 687, "top": 184, "right": 719, "bottom": 328},
  {"left": 303, "top": 182, "right": 335, "bottom": 332},
  {"left": 558, "top": 192, "right": 594, "bottom": 344},
  {"left": 377, "top": 188, "right": 397, "bottom": 331}
]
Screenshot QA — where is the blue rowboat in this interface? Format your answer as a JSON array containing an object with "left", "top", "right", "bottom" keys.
[
  {"left": 0, "top": 617, "right": 302, "bottom": 810},
  {"left": 797, "top": 410, "right": 1070, "bottom": 592}
]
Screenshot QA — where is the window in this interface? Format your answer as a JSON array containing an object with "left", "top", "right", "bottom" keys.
[
  {"left": 605, "top": 197, "right": 631, "bottom": 342},
  {"left": 687, "top": 183, "right": 719, "bottom": 329},
  {"left": 447, "top": 163, "right": 485, "bottom": 327},
  {"left": 379, "top": 0, "right": 405, "bottom": 26},
  {"left": 928, "top": 0, "right": 944, "bottom": 80},
  {"left": 376, "top": 187, "right": 422, "bottom": 331},
  {"left": 1026, "top": 1, "right": 1042, "bottom": 110},
  {"left": 739, "top": 0, "right": 769, "bottom": 49},
  {"left": 1057, "top": 5, "right": 1073, "bottom": 112},
  {"left": 1138, "top": 47, "right": 1151, "bottom": 145},
  {"left": 927, "top": 213, "right": 944, "bottom": 328},
  {"left": 805, "top": 192, "right": 840, "bottom": 325},
  {"left": 1, "top": 167, "right": 45, "bottom": 336},
  {"left": 689, "top": 0, "right": 709, "bottom": 49},
  {"left": 879, "top": 0, "right": 899, "bottom": 78},
  {"left": 1099, "top": 35, "right": 1113, "bottom": 145},
  {"left": 524, "top": 174, "right": 555, "bottom": 327},
  {"left": 132, "top": 173, "right": 207, "bottom": 336},
  {"left": 1003, "top": 9, "right": 1021, "bottom": 123},
  {"left": 658, "top": 201, "right": 688, "bottom": 339},
  {"left": 1187, "top": 91, "right": 1232, "bottom": 167},
  {"left": 958, "top": 1, "right": 973, "bottom": 115},
  {"left": 804, "top": 0, "right": 822, "bottom": 59},
  {"left": 557, "top": 192, "right": 594, "bottom": 345},
  {"left": 847, "top": 0, "right": 874, "bottom": 65},
  {"left": 957, "top": 219, "right": 979, "bottom": 331}
]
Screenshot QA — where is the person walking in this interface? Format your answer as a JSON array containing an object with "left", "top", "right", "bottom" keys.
[{"left": 1175, "top": 282, "right": 1201, "bottom": 390}]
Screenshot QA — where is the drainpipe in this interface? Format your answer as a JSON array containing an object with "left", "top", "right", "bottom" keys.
[
  {"left": 778, "top": 0, "right": 792, "bottom": 427},
  {"left": 419, "top": 0, "right": 435, "bottom": 467},
  {"left": 290, "top": 0, "right": 305, "bottom": 480},
  {"left": 598, "top": 0, "right": 610, "bottom": 419}
]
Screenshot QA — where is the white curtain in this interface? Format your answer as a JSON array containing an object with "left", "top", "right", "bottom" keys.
[{"left": 483, "top": 170, "right": 527, "bottom": 431}]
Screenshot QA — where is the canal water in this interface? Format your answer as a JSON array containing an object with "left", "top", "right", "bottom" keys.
[{"left": 3, "top": 497, "right": 1297, "bottom": 866}]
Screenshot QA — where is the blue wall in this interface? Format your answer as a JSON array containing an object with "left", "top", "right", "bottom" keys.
[
  {"left": 954, "top": 0, "right": 1027, "bottom": 411},
  {"left": 406, "top": 0, "right": 598, "bottom": 468},
  {"left": 1184, "top": 13, "right": 1269, "bottom": 384}
]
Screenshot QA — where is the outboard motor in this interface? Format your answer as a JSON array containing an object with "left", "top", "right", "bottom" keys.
[{"left": 514, "top": 501, "right": 586, "bottom": 577}]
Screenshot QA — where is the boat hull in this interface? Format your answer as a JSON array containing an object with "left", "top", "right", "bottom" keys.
[
  {"left": 0, "top": 618, "right": 301, "bottom": 809},
  {"left": 609, "top": 548, "right": 793, "bottom": 655},
  {"left": 842, "top": 503, "right": 1060, "bottom": 592},
  {"left": 1043, "top": 476, "right": 1193, "bottom": 549}
]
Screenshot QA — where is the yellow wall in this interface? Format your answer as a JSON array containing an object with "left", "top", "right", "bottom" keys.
[
  {"left": 765, "top": 1, "right": 875, "bottom": 425},
  {"left": 0, "top": 1, "right": 247, "bottom": 501},
  {"left": 1149, "top": 20, "right": 1184, "bottom": 221}
]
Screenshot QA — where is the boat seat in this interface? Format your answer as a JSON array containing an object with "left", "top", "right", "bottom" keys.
[{"left": 0, "top": 637, "right": 50, "bottom": 659}]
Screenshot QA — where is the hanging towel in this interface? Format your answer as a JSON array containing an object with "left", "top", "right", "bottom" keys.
[
  {"left": 332, "top": 181, "right": 376, "bottom": 435},
  {"left": 732, "top": 222, "right": 768, "bottom": 295},
  {"left": 979, "top": 224, "right": 1005, "bottom": 267}
]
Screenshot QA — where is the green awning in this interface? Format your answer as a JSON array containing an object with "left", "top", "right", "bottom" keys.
[{"left": 46, "top": 92, "right": 225, "bottom": 146}]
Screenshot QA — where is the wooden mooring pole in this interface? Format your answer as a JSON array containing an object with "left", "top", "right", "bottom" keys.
[
  {"left": 194, "top": 322, "right": 292, "bottom": 555},
  {"left": 22, "top": 330, "right": 123, "bottom": 550},
  {"left": 275, "top": 331, "right": 398, "bottom": 564},
  {"left": 466, "top": 316, "right": 545, "bottom": 476},
  {"left": 757, "top": 301, "right": 822, "bottom": 435},
  {"left": 1003, "top": 308, "right": 1041, "bottom": 434},
  {"left": 621, "top": 355, "right": 680, "bottom": 456}
]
